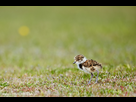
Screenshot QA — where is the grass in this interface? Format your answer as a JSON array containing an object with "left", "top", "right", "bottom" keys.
[{"left": 0, "top": 6, "right": 136, "bottom": 97}]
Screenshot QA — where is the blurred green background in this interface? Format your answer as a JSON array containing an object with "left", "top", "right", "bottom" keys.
[{"left": 0, "top": 6, "right": 136, "bottom": 68}]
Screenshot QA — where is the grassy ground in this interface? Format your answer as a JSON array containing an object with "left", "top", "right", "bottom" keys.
[{"left": 0, "top": 6, "right": 136, "bottom": 97}]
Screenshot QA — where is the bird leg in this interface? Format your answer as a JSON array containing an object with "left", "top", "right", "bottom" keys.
[
  {"left": 88, "top": 73, "right": 93, "bottom": 84},
  {"left": 95, "top": 70, "right": 99, "bottom": 83}
]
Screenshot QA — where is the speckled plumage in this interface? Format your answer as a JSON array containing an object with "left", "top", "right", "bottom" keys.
[{"left": 73, "top": 54, "right": 102, "bottom": 84}]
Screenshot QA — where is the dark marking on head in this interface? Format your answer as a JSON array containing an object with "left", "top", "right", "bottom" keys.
[{"left": 74, "top": 54, "right": 84, "bottom": 61}]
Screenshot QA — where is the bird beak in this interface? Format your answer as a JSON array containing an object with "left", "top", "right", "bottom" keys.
[{"left": 73, "top": 61, "right": 76, "bottom": 64}]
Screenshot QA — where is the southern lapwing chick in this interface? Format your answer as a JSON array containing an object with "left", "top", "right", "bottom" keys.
[{"left": 73, "top": 54, "right": 102, "bottom": 84}]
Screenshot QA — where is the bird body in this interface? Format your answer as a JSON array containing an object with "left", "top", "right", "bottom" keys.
[{"left": 73, "top": 54, "right": 102, "bottom": 84}]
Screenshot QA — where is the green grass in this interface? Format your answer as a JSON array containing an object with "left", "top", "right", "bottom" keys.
[{"left": 0, "top": 6, "right": 136, "bottom": 97}]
